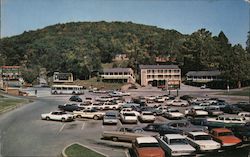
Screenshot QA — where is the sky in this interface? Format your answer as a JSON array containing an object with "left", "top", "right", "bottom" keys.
[{"left": 1, "top": 0, "right": 250, "bottom": 46}]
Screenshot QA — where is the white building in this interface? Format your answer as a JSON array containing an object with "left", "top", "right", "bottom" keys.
[
  {"left": 53, "top": 72, "right": 73, "bottom": 83},
  {"left": 186, "top": 70, "right": 221, "bottom": 83},
  {"left": 101, "top": 68, "right": 135, "bottom": 83}
]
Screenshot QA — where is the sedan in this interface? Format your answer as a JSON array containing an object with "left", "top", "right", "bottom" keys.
[{"left": 41, "top": 111, "right": 74, "bottom": 122}]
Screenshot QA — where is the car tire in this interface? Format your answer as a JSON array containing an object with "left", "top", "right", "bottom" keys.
[
  {"left": 46, "top": 117, "right": 50, "bottom": 121},
  {"left": 61, "top": 118, "right": 66, "bottom": 122},
  {"left": 93, "top": 115, "right": 99, "bottom": 120},
  {"left": 112, "top": 137, "right": 118, "bottom": 142}
]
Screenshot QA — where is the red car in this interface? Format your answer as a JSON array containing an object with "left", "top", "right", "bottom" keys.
[
  {"left": 210, "top": 128, "right": 242, "bottom": 147},
  {"left": 132, "top": 137, "right": 164, "bottom": 157}
]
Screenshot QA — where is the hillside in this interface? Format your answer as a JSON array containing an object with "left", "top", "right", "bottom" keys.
[{"left": 0, "top": 21, "right": 249, "bottom": 87}]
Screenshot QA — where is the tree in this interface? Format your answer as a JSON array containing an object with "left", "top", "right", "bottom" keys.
[{"left": 246, "top": 31, "right": 250, "bottom": 54}]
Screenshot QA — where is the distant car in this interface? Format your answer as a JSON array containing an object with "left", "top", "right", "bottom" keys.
[
  {"left": 78, "top": 101, "right": 93, "bottom": 110},
  {"left": 186, "top": 131, "right": 221, "bottom": 152},
  {"left": 158, "top": 134, "right": 196, "bottom": 157},
  {"left": 69, "top": 95, "right": 82, "bottom": 102},
  {"left": 102, "top": 127, "right": 155, "bottom": 142},
  {"left": 200, "top": 85, "right": 206, "bottom": 89},
  {"left": 230, "top": 122, "right": 250, "bottom": 142},
  {"left": 143, "top": 123, "right": 165, "bottom": 132},
  {"left": 132, "top": 97, "right": 147, "bottom": 106},
  {"left": 73, "top": 109, "right": 105, "bottom": 120},
  {"left": 180, "top": 95, "right": 194, "bottom": 101},
  {"left": 120, "top": 108, "right": 140, "bottom": 117},
  {"left": 103, "top": 111, "right": 119, "bottom": 125},
  {"left": 152, "top": 106, "right": 169, "bottom": 116},
  {"left": 221, "top": 104, "right": 242, "bottom": 114},
  {"left": 188, "top": 117, "right": 208, "bottom": 126},
  {"left": 167, "top": 100, "right": 189, "bottom": 107},
  {"left": 185, "top": 106, "right": 208, "bottom": 117},
  {"left": 234, "top": 102, "right": 250, "bottom": 112},
  {"left": 206, "top": 115, "right": 246, "bottom": 128},
  {"left": 138, "top": 111, "right": 156, "bottom": 123},
  {"left": 163, "top": 108, "right": 184, "bottom": 120},
  {"left": 122, "top": 103, "right": 141, "bottom": 108},
  {"left": 205, "top": 106, "right": 224, "bottom": 116},
  {"left": 210, "top": 128, "right": 241, "bottom": 147},
  {"left": 154, "top": 96, "right": 166, "bottom": 103},
  {"left": 95, "top": 96, "right": 113, "bottom": 102},
  {"left": 58, "top": 103, "right": 80, "bottom": 112},
  {"left": 41, "top": 111, "right": 74, "bottom": 122},
  {"left": 120, "top": 112, "right": 138, "bottom": 124},
  {"left": 132, "top": 137, "right": 165, "bottom": 157},
  {"left": 238, "top": 112, "right": 250, "bottom": 121},
  {"left": 158, "top": 120, "right": 207, "bottom": 136}
]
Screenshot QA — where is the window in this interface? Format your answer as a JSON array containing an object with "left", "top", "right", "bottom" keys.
[
  {"left": 114, "top": 72, "right": 118, "bottom": 75},
  {"left": 147, "top": 70, "right": 151, "bottom": 73},
  {"left": 147, "top": 75, "right": 151, "bottom": 79},
  {"left": 124, "top": 72, "right": 128, "bottom": 75},
  {"left": 169, "top": 70, "right": 172, "bottom": 73},
  {"left": 119, "top": 72, "right": 122, "bottom": 75}
]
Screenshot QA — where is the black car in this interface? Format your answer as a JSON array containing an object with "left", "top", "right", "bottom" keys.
[
  {"left": 69, "top": 95, "right": 82, "bottom": 102},
  {"left": 188, "top": 117, "right": 208, "bottom": 126},
  {"left": 230, "top": 122, "right": 250, "bottom": 142},
  {"left": 158, "top": 120, "right": 207, "bottom": 136},
  {"left": 58, "top": 103, "right": 80, "bottom": 112},
  {"left": 233, "top": 102, "right": 250, "bottom": 112},
  {"left": 132, "top": 97, "right": 147, "bottom": 106},
  {"left": 221, "top": 104, "right": 242, "bottom": 114},
  {"left": 180, "top": 95, "right": 194, "bottom": 101},
  {"left": 143, "top": 123, "right": 164, "bottom": 132}
]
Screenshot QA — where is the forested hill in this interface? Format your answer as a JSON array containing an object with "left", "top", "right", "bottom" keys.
[{"left": 0, "top": 21, "right": 249, "bottom": 86}]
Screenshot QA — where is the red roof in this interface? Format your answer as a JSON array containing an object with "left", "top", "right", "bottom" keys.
[
  {"left": 1, "top": 66, "right": 21, "bottom": 69},
  {"left": 212, "top": 128, "right": 232, "bottom": 133}
]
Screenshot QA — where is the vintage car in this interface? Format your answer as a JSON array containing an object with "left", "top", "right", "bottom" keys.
[
  {"left": 167, "top": 99, "right": 189, "bottom": 107},
  {"left": 206, "top": 115, "right": 247, "bottom": 128},
  {"left": 143, "top": 123, "right": 165, "bottom": 132},
  {"left": 151, "top": 106, "right": 169, "bottom": 115},
  {"left": 204, "top": 106, "right": 224, "bottom": 116},
  {"left": 186, "top": 131, "right": 221, "bottom": 152},
  {"left": 120, "top": 108, "right": 140, "bottom": 117},
  {"left": 163, "top": 108, "right": 184, "bottom": 120},
  {"left": 238, "top": 112, "right": 250, "bottom": 121},
  {"left": 120, "top": 112, "right": 138, "bottom": 124},
  {"left": 158, "top": 120, "right": 207, "bottom": 136},
  {"left": 185, "top": 106, "right": 208, "bottom": 117},
  {"left": 103, "top": 111, "right": 118, "bottom": 125},
  {"left": 102, "top": 127, "right": 155, "bottom": 142},
  {"left": 138, "top": 111, "right": 156, "bottom": 123},
  {"left": 221, "top": 104, "right": 242, "bottom": 114},
  {"left": 58, "top": 103, "right": 80, "bottom": 112},
  {"left": 69, "top": 95, "right": 82, "bottom": 102},
  {"left": 230, "top": 122, "right": 250, "bottom": 142},
  {"left": 158, "top": 134, "right": 196, "bottom": 157},
  {"left": 41, "top": 111, "right": 74, "bottom": 122},
  {"left": 210, "top": 128, "right": 242, "bottom": 147},
  {"left": 132, "top": 137, "right": 165, "bottom": 157},
  {"left": 73, "top": 109, "right": 105, "bottom": 120}
]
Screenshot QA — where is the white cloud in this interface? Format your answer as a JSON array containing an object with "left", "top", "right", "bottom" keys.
[{"left": 244, "top": 0, "right": 250, "bottom": 4}]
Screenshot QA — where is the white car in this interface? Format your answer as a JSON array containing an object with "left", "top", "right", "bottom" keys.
[
  {"left": 158, "top": 134, "right": 196, "bottom": 156},
  {"left": 138, "top": 111, "right": 155, "bottom": 123},
  {"left": 185, "top": 106, "right": 208, "bottom": 117},
  {"left": 186, "top": 132, "right": 221, "bottom": 152},
  {"left": 155, "top": 96, "right": 166, "bottom": 103},
  {"left": 238, "top": 112, "right": 250, "bottom": 121},
  {"left": 102, "top": 102, "right": 121, "bottom": 110},
  {"left": 167, "top": 100, "right": 189, "bottom": 107},
  {"left": 120, "top": 108, "right": 140, "bottom": 117},
  {"left": 163, "top": 108, "right": 184, "bottom": 120},
  {"left": 41, "top": 111, "right": 74, "bottom": 122},
  {"left": 95, "top": 96, "right": 113, "bottom": 102},
  {"left": 73, "top": 109, "right": 105, "bottom": 120},
  {"left": 145, "top": 95, "right": 157, "bottom": 101},
  {"left": 120, "top": 112, "right": 138, "bottom": 124}
]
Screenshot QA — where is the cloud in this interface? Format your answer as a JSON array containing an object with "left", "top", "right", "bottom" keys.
[{"left": 244, "top": 0, "right": 250, "bottom": 4}]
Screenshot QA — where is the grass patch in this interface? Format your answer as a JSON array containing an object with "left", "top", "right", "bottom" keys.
[
  {"left": 74, "top": 77, "right": 125, "bottom": 90},
  {"left": 222, "top": 87, "right": 250, "bottom": 96},
  {"left": 65, "top": 144, "right": 106, "bottom": 157},
  {"left": 0, "top": 98, "right": 28, "bottom": 112}
]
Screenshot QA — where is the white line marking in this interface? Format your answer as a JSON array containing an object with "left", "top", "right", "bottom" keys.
[
  {"left": 125, "top": 149, "right": 130, "bottom": 157},
  {"left": 81, "top": 122, "right": 85, "bottom": 130},
  {"left": 58, "top": 123, "right": 66, "bottom": 134}
]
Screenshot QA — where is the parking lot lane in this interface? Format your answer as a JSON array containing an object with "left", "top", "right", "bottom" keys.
[{"left": 81, "top": 122, "right": 85, "bottom": 130}]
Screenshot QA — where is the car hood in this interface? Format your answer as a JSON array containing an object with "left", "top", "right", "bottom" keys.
[
  {"left": 195, "top": 140, "right": 220, "bottom": 146},
  {"left": 168, "top": 144, "right": 196, "bottom": 152},
  {"left": 170, "top": 113, "right": 184, "bottom": 117},
  {"left": 138, "top": 148, "right": 164, "bottom": 157},
  {"left": 196, "top": 110, "right": 208, "bottom": 115},
  {"left": 217, "top": 136, "right": 241, "bottom": 144}
]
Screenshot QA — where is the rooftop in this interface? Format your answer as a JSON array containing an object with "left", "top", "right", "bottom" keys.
[
  {"left": 186, "top": 70, "right": 221, "bottom": 77},
  {"left": 189, "top": 131, "right": 208, "bottom": 136},
  {"left": 136, "top": 137, "right": 158, "bottom": 144},
  {"left": 212, "top": 128, "right": 232, "bottom": 133},
  {"left": 139, "top": 65, "right": 180, "bottom": 69},
  {"left": 103, "top": 68, "right": 132, "bottom": 73},
  {"left": 164, "top": 134, "right": 185, "bottom": 139}
]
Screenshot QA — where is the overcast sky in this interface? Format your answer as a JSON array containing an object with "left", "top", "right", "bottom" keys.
[{"left": 1, "top": 0, "right": 249, "bottom": 46}]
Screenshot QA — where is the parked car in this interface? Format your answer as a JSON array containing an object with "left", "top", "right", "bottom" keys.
[
  {"left": 102, "top": 127, "right": 155, "bottom": 142},
  {"left": 120, "top": 108, "right": 140, "bottom": 116},
  {"left": 210, "top": 128, "right": 241, "bottom": 147},
  {"left": 132, "top": 137, "right": 165, "bottom": 157},
  {"left": 78, "top": 101, "right": 93, "bottom": 110},
  {"left": 103, "top": 111, "right": 118, "bottom": 125},
  {"left": 58, "top": 103, "right": 80, "bottom": 112},
  {"left": 154, "top": 96, "right": 166, "bottom": 103},
  {"left": 158, "top": 120, "right": 207, "bottom": 136},
  {"left": 95, "top": 96, "right": 113, "bottom": 102},
  {"left": 205, "top": 106, "right": 224, "bottom": 116},
  {"left": 122, "top": 102, "right": 141, "bottom": 108},
  {"left": 186, "top": 131, "right": 221, "bottom": 152},
  {"left": 206, "top": 115, "right": 247, "bottom": 128},
  {"left": 41, "top": 111, "right": 74, "bottom": 122},
  {"left": 152, "top": 106, "right": 169, "bottom": 116},
  {"left": 185, "top": 106, "right": 208, "bottom": 117},
  {"left": 221, "top": 104, "right": 242, "bottom": 114},
  {"left": 167, "top": 100, "right": 189, "bottom": 107},
  {"left": 230, "top": 122, "right": 250, "bottom": 142},
  {"left": 120, "top": 112, "right": 138, "bottom": 124},
  {"left": 188, "top": 117, "right": 208, "bottom": 126},
  {"left": 158, "top": 134, "right": 196, "bottom": 157},
  {"left": 163, "top": 108, "right": 184, "bottom": 120},
  {"left": 138, "top": 111, "right": 156, "bottom": 123},
  {"left": 69, "top": 95, "right": 82, "bottom": 102},
  {"left": 73, "top": 109, "right": 105, "bottom": 120},
  {"left": 234, "top": 102, "right": 250, "bottom": 112},
  {"left": 132, "top": 97, "right": 147, "bottom": 106},
  {"left": 143, "top": 123, "right": 165, "bottom": 132},
  {"left": 238, "top": 112, "right": 250, "bottom": 121}
]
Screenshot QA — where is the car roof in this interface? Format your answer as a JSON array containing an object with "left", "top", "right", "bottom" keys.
[
  {"left": 136, "top": 137, "right": 158, "bottom": 144},
  {"left": 212, "top": 128, "right": 232, "bottom": 133},
  {"left": 164, "top": 134, "right": 185, "bottom": 139},
  {"left": 189, "top": 131, "right": 208, "bottom": 136},
  {"left": 218, "top": 115, "right": 243, "bottom": 118}
]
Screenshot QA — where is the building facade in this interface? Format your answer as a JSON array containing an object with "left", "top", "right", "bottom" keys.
[
  {"left": 101, "top": 68, "right": 135, "bottom": 83},
  {"left": 186, "top": 70, "right": 221, "bottom": 83},
  {"left": 53, "top": 72, "right": 74, "bottom": 83},
  {"left": 0, "top": 66, "right": 23, "bottom": 87},
  {"left": 139, "top": 65, "right": 181, "bottom": 89}
]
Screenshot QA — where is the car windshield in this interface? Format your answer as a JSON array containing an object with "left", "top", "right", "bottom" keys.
[
  {"left": 143, "top": 112, "right": 153, "bottom": 115},
  {"left": 194, "top": 135, "right": 212, "bottom": 140},
  {"left": 138, "top": 143, "right": 159, "bottom": 148},
  {"left": 218, "top": 132, "right": 233, "bottom": 136},
  {"left": 124, "top": 113, "right": 136, "bottom": 116},
  {"left": 169, "top": 110, "right": 179, "bottom": 113},
  {"left": 105, "top": 115, "right": 116, "bottom": 119},
  {"left": 170, "top": 138, "right": 188, "bottom": 145}
]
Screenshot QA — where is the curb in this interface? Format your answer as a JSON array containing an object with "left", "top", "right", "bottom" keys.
[{"left": 62, "top": 142, "right": 110, "bottom": 157}]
